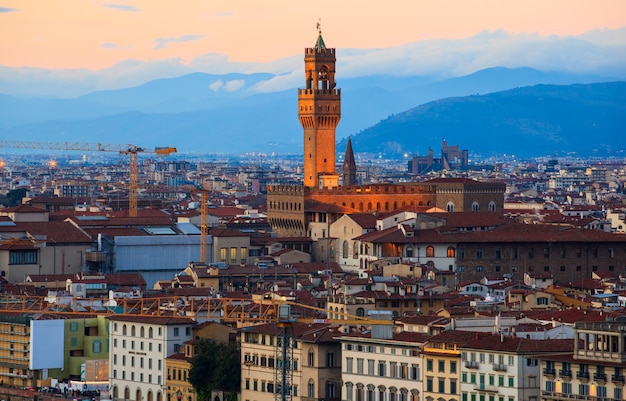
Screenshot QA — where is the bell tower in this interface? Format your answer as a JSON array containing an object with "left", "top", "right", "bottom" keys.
[{"left": 299, "top": 24, "right": 341, "bottom": 188}]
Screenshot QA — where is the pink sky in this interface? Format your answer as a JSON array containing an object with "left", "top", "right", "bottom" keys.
[{"left": 1, "top": 0, "right": 625, "bottom": 70}]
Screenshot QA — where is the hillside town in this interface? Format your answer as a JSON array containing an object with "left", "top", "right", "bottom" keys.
[{"left": 0, "top": 30, "right": 625, "bottom": 401}]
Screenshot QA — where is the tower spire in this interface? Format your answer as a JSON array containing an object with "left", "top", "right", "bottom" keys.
[{"left": 342, "top": 136, "right": 357, "bottom": 187}]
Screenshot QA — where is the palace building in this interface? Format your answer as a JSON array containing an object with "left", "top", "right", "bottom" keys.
[{"left": 268, "top": 28, "right": 505, "bottom": 239}]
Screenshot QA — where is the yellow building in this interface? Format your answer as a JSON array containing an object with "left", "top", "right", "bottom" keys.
[
  {"left": 165, "top": 322, "right": 233, "bottom": 401},
  {"left": 422, "top": 330, "right": 481, "bottom": 401}
]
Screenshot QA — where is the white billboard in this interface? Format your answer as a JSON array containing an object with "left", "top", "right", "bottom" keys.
[{"left": 30, "top": 319, "right": 65, "bottom": 370}]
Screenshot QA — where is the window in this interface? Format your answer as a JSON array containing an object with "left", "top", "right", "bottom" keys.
[
  {"left": 368, "top": 360, "right": 375, "bottom": 376},
  {"left": 438, "top": 360, "right": 445, "bottom": 373},
  {"left": 472, "top": 201, "right": 480, "bottom": 212},
  {"left": 476, "top": 248, "right": 483, "bottom": 258},
  {"left": 69, "top": 322, "right": 78, "bottom": 331},
  {"left": 343, "top": 241, "right": 349, "bottom": 258},
  {"left": 508, "top": 377, "right": 514, "bottom": 387},
  {"left": 240, "top": 247, "right": 247, "bottom": 263},
  {"left": 450, "top": 379, "right": 457, "bottom": 395},
  {"left": 450, "top": 361, "right": 457, "bottom": 373},
  {"left": 327, "top": 351, "right": 335, "bottom": 367},
  {"left": 308, "top": 380, "right": 315, "bottom": 397},
  {"left": 427, "top": 359, "right": 433, "bottom": 371},
  {"left": 357, "top": 358, "right": 364, "bottom": 374},
  {"left": 426, "top": 378, "right": 433, "bottom": 392},
  {"left": 308, "top": 350, "right": 314, "bottom": 366},
  {"left": 346, "top": 358, "right": 353, "bottom": 373},
  {"left": 447, "top": 247, "right": 455, "bottom": 257},
  {"left": 93, "top": 340, "right": 102, "bottom": 353},
  {"left": 230, "top": 247, "right": 237, "bottom": 262},
  {"left": 9, "top": 250, "right": 38, "bottom": 264},
  {"left": 411, "top": 364, "right": 420, "bottom": 380},
  {"left": 219, "top": 247, "right": 227, "bottom": 262},
  {"left": 438, "top": 378, "right": 445, "bottom": 393},
  {"left": 426, "top": 246, "right": 435, "bottom": 257},
  {"left": 173, "top": 327, "right": 179, "bottom": 336}
]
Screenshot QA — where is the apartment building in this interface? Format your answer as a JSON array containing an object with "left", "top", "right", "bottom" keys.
[
  {"left": 240, "top": 322, "right": 340, "bottom": 401},
  {"left": 540, "top": 318, "right": 626, "bottom": 401},
  {"left": 338, "top": 328, "right": 430, "bottom": 401},
  {"left": 108, "top": 315, "right": 196, "bottom": 401},
  {"left": 421, "top": 330, "right": 483, "bottom": 401},
  {"left": 459, "top": 334, "right": 573, "bottom": 401}
]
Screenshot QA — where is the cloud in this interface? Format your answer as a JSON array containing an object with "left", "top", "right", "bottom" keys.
[
  {"left": 102, "top": 3, "right": 140, "bottom": 12},
  {"left": 1, "top": 28, "right": 625, "bottom": 98},
  {"left": 101, "top": 42, "right": 131, "bottom": 50},
  {"left": 154, "top": 34, "right": 204, "bottom": 50},
  {"left": 0, "top": 6, "right": 17, "bottom": 12}
]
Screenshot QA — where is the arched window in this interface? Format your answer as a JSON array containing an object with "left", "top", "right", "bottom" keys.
[
  {"left": 488, "top": 201, "right": 496, "bottom": 212},
  {"left": 343, "top": 240, "right": 349, "bottom": 259},
  {"left": 122, "top": 324, "right": 127, "bottom": 336},
  {"left": 326, "top": 381, "right": 336, "bottom": 398},
  {"left": 356, "top": 307, "right": 365, "bottom": 317},
  {"left": 140, "top": 327, "right": 145, "bottom": 337},
  {"left": 308, "top": 349, "right": 315, "bottom": 366},
  {"left": 472, "top": 201, "right": 480, "bottom": 212},
  {"left": 308, "top": 379, "right": 315, "bottom": 397},
  {"left": 426, "top": 246, "right": 435, "bottom": 257},
  {"left": 353, "top": 241, "right": 359, "bottom": 259},
  {"left": 406, "top": 247, "right": 414, "bottom": 258},
  {"left": 149, "top": 327, "right": 153, "bottom": 338},
  {"left": 447, "top": 247, "right": 455, "bottom": 257},
  {"left": 446, "top": 202, "right": 454, "bottom": 212},
  {"left": 131, "top": 325, "right": 136, "bottom": 336}
]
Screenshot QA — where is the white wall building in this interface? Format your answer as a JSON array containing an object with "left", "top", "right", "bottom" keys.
[{"left": 108, "top": 315, "right": 196, "bottom": 401}]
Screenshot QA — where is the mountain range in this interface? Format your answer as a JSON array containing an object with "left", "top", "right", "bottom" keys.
[{"left": 0, "top": 67, "right": 623, "bottom": 158}]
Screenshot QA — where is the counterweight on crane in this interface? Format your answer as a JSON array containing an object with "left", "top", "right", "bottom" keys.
[{"left": 0, "top": 140, "right": 176, "bottom": 216}]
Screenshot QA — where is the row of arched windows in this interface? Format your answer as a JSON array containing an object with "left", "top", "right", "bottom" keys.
[
  {"left": 341, "top": 242, "right": 456, "bottom": 259},
  {"left": 117, "top": 323, "right": 158, "bottom": 338}
]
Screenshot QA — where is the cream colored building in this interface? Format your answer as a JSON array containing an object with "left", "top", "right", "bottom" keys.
[
  {"left": 338, "top": 329, "right": 430, "bottom": 401},
  {"left": 540, "top": 319, "right": 626, "bottom": 401},
  {"left": 240, "top": 321, "right": 341, "bottom": 401}
]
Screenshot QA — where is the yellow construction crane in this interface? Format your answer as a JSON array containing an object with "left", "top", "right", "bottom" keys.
[{"left": 0, "top": 140, "right": 176, "bottom": 217}]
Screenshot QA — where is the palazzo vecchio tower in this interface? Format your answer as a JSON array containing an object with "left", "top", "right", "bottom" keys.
[{"left": 267, "top": 28, "right": 505, "bottom": 239}]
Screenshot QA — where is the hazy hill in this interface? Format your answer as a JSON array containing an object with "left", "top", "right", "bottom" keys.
[
  {"left": 341, "top": 81, "right": 626, "bottom": 158},
  {"left": 0, "top": 67, "right": 621, "bottom": 156}
]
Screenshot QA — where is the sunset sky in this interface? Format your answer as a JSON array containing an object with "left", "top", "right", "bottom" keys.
[{"left": 1, "top": 0, "right": 625, "bottom": 70}]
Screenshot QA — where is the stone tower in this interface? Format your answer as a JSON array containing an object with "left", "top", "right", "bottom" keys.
[{"left": 299, "top": 27, "right": 341, "bottom": 188}]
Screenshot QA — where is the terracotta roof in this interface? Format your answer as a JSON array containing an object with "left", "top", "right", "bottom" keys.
[
  {"left": 107, "top": 315, "right": 196, "bottom": 325},
  {"left": 462, "top": 334, "right": 574, "bottom": 353}
]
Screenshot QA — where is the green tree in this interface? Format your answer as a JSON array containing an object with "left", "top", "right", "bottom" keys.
[
  {"left": 189, "top": 340, "right": 241, "bottom": 401},
  {"left": 5, "top": 188, "right": 27, "bottom": 207}
]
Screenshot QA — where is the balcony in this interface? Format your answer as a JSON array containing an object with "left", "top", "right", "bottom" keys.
[
  {"left": 493, "top": 363, "right": 507, "bottom": 372},
  {"left": 543, "top": 368, "right": 556, "bottom": 376},
  {"left": 559, "top": 370, "right": 572, "bottom": 378},
  {"left": 465, "top": 361, "right": 479, "bottom": 369},
  {"left": 576, "top": 371, "right": 590, "bottom": 381},
  {"left": 473, "top": 384, "right": 499, "bottom": 393},
  {"left": 611, "top": 375, "right": 625, "bottom": 383},
  {"left": 541, "top": 392, "right": 622, "bottom": 401},
  {"left": 593, "top": 373, "right": 607, "bottom": 382}
]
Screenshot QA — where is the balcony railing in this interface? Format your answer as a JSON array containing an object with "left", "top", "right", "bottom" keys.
[
  {"left": 576, "top": 371, "right": 590, "bottom": 380},
  {"left": 544, "top": 368, "right": 556, "bottom": 376},
  {"left": 493, "top": 363, "right": 507, "bottom": 372},
  {"left": 559, "top": 370, "right": 572, "bottom": 378},
  {"left": 465, "top": 361, "right": 479, "bottom": 369},
  {"left": 474, "top": 384, "right": 499, "bottom": 393},
  {"left": 594, "top": 373, "right": 607, "bottom": 381},
  {"left": 611, "top": 375, "right": 624, "bottom": 383},
  {"left": 541, "top": 392, "right": 622, "bottom": 401}
]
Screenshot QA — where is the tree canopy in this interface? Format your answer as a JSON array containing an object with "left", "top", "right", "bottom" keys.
[{"left": 189, "top": 340, "right": 240, "bottom": 401}]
